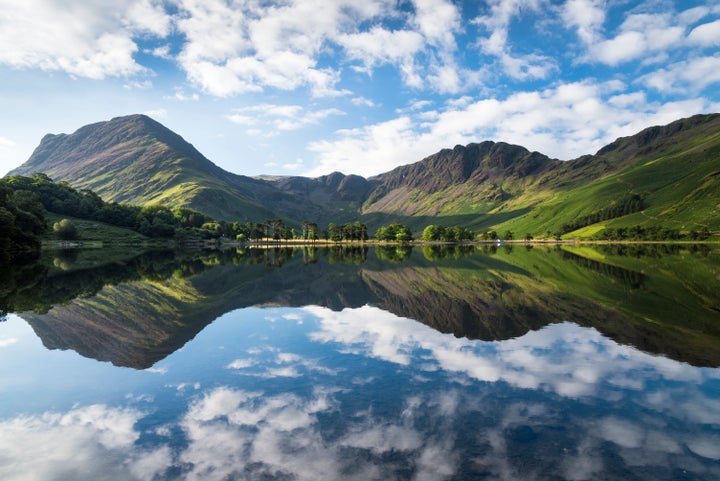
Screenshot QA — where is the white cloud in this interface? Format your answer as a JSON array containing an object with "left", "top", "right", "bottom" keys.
[
  {"left": 123, "top": 0, "right": 172, "bottom": 37},
  {"left": 142, "top": 108, "right": 167, "bottom": 119},
  {"left": 640, "top": 55, "right": 720, "bottom": 93},
  {"left": 592, "top": 31, "right": 648, "bottom": 65},
  {"left": 473, "top": 0, "right": 554, "bottom": 80},
  {"left": 305, "top": 80, "right": 716, "bottom": 177},
  {"left": 582, "top": 6, "right": 718, "bottom": 66},
  {"left": 411, "top": 0, "right": 461, "bottom": 49},
  {"left": 0, "top": 337, "right": 18, "bottom": 347},
  {"left": 338, "top": 27, "right": 425, "bottom": 73},
  {"left": 351, "top": 97, "right": 379, "bottom": 107},
  {"left": 174, "top": 0, "right": 365, "bottom": 97},
  {"left": 562, "top": 0, "right": 606, "bottom": 45},
  {"left": 0, "top": 0, "right": 167, "bottom": 79},
  {"left": 307, "top": 116, "right": 424, "bottom": 177},
  {"left": 164, "top": 89, "right": 200, "bottom": 101},
  {"left": 227, "top": 104, "right": 344, "bottom": 133},
  {"left": 688, "top": 20, "right": 720, "bottom": 46},
  {"left": 172, "top": 0, "right": 477, "bottom": 97}
]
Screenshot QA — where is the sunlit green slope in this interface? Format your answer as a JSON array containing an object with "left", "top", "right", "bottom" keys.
[{"left": 495, "top": 114, "right": 720, "bottom": 237}]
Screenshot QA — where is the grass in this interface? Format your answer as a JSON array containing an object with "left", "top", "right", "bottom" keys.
[{"left": 43, "top": 213, "right": 148, "bottom": 244}]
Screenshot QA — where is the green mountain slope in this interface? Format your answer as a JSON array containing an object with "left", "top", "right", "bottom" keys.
[
  {"left": 9, "top": 114, "right": 279, "bottom": 221},
  {"left": 8, "top": 113, "right": 720, "bottom": 236},
  {"left": 497, "top": 114, "right": 720, "bottom": 237}
]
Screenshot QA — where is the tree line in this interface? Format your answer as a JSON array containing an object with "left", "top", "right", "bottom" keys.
[
  {"left": 0, "top": 174, "right": 383, "bottom": 252},
  {"left": 559, "top": 194, "right": 645, "bottom": 235},
  {"left": 3, "top": 174, "right": 710, "bottom": 258},
  {"left": 594, "top": 225, "right": 711, "bottom": 241}
]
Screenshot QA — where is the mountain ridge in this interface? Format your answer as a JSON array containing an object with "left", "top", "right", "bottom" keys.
[{"left": 8, "top": 113, "right": 720, "bottom": 236}]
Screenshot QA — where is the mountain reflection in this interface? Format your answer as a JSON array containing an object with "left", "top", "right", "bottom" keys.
[{"left": 1, "top": 244, "right": 719, "bottom": 368}]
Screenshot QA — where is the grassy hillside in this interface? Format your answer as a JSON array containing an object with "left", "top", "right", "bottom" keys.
[
  {"left": 43, "top": 213, "right": 148, "bottom": 243},
  {"left": 9, "top": 115, "right": 278, "bottom": 221},
  {"left": 495, "top": 114, "right": 720, "bottom": 237}
]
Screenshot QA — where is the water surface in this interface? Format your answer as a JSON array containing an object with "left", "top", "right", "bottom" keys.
[{"left": 0, "top": 245, "right": 718, "bottom": 480}]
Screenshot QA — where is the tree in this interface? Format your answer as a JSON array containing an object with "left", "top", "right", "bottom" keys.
[
  {"left": 328, "top": 222, "right": 342, "bottom": 242},
  {"left": 375, "top": 223, "right": 412, "bottom": 242},
  {"left": 53, "top": 218, "right": 79, "bottom": 240},
  {"left": 308, "top": 223, "right": 319, "bottom": 241},
  {"left": 422, "top": 224, "right": 444, "bottom": 241}
]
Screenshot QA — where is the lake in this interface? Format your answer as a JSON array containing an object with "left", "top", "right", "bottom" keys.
[{"left": 0, "top": 244, "right": 719, "bottom": 480}]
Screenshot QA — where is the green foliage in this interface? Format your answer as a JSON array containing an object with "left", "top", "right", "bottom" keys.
[
  {"left": 174, "top": 208, "right": 207, "bottom": 228},
  {"left": 559, "top": 194, "right": 645, "bottom": 235},
  {"left": 0, "top": 178, "right": 47, "bottom": 256},
  {"left": 421, "top": 224, "right": 474, "bottom": 242},
  {"left": 375, "top": 223, "right": 413, "bottom": 242},
  {"left": 53, "top": 219, "right": 79, "bottom": 240},
  {"left": 594, "top": 225, "right": 686, "bottom": 241}
]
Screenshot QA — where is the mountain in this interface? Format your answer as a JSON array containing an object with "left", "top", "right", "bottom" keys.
[
  {"left": 8, "top": 113, "right": 720, "bottom": 236},
  {"left": 8, "top": 114, "right": 366, "bottom": 224}
]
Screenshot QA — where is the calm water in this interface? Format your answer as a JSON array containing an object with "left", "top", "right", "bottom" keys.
[{"left": 0, "top": 245, "right": 719, "bottom": 480}]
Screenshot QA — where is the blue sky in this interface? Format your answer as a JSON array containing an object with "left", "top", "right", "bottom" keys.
[{"left": 1, "top": 0, "right": 719, "bottom": 178}]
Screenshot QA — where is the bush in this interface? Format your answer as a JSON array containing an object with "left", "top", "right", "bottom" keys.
[{"left": 53, "top": 219, "right": 78, "bottom": 240}]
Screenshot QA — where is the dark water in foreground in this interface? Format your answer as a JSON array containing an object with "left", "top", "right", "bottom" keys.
[{"left": 0, "top": 244, "right": 718, "bottom": 480}]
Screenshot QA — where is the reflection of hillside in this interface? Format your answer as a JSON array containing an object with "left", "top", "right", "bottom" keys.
[
  {"left": 16, "top": 248, "right": 378, "bottom": 369},
  {"left": 559, "top": 249, "right": 645, "bottom": 289},
  {"left": 504, "top": 246, "right": 720, "bottom": 367},
  {"left": 8, "top": 245, "right": 720, "bottom": 368},
  {"left": 361, "top": 264, "right": 624, "bottom": 341}
]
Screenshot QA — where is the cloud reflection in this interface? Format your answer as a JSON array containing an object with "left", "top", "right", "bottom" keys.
[
  {"left": 1, "top": 305, "right": 718, "bottom": 480},
  {"left": 305, "top": 305, "right": 710, "bottom": 400},
  {"left": 0, "top": 404, "right": 147, "bottom": 481}
]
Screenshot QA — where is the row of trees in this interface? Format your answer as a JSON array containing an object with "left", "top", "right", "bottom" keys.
[
  {"left": 421, "top": 224, "right": 475, "bottom": 242},
  {"left": 559, "top": 194, "right": 645, "bottom": 235},
  {"left": 594, "top": 225, "right": 712, "bottom": 241}
]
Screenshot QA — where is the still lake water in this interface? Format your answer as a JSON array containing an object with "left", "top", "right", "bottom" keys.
[{"left": 0, "top": 244, "right": 719, "bottom": 480}]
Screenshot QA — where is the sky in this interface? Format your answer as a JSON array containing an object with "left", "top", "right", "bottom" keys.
[{"left": 0, "top": 0, "right": 719, "bottom": 179}]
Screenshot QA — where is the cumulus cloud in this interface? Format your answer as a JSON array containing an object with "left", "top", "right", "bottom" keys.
[
  {"left": 171, "top": 0, "right": 472, "bottom": 97},
  {"left": 174, "top": 0, "right": 360, "bottom": 96},
  {"left": 304, "top": 80, "right": 716, "bottom": 177},
  {"left": 688, "top": 19, "right": 720, "bottom": 46},
  {"left": 640, "top": 55, "right": 720, "bottom": 93},
  {"left": 576, "top": 4, "right": 719, "bottom": 67},
  {"left": 562, "top": 0, "right": 606, "bottom": 45},
  {"left": 226, "top": 104, "right": 345, "bottom": 134},
  {"left": 473, "top": 0, "right": 556, "bottom": 80},
  {"left": 0, "top": 0, "right": 168, "bottom": 79}
]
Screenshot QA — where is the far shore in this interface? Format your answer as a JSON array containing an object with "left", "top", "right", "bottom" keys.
[{"left": 40, "top": 237, "right": 720, "bottom": 250}]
